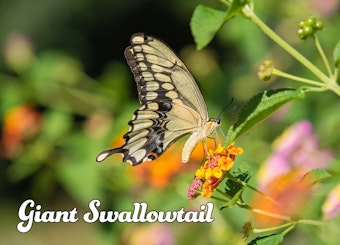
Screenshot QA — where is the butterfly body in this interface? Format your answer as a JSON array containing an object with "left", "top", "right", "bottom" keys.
[{"left": 96, "top": 33, "right": 220, "bottom": 165}]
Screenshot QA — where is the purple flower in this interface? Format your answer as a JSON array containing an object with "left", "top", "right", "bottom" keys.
[{"left": 258, "top": 120, "right": 333, "bottom": 188}]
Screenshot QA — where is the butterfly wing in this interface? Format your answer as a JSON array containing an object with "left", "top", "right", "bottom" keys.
[
  {"left": 96, "top": 33, "right": 214, "bottom": 165},
  {"left": 127, "top": 33, "right": 209, "bottom": 121}
]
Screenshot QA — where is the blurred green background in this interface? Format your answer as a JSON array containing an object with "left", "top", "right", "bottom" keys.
[{"left": 1, "top": 0, "right": 340, "bottom": 244}]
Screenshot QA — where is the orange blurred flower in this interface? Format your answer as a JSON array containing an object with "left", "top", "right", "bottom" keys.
[
  {"left": 108, "top": 132, "right": 218, "bottom": 189},
  {"left": 253, "top": 121, "right": 333, "bottom": 227},
  {"left": 130, "top": 143, "right": 186, "bottom": 188},
  {"left": 188, "top": 143, "right": 243, "bottom": 199},
  {"left": 252, "top": 168, "right": 312, "bottom": 227},
  {"left": 1, "top": 104, "right": 42, "bottom": 158}
]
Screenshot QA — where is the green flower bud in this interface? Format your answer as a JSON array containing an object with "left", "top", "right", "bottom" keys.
[
  {"left": 306, "top": 16, "right": 317, "bottom": 26},
  {"left": 303, "top": 26, "right": 313, "bottom": 36},
  {"left": 298, "top": 21, "right": 305, "bottom": 28},
  {"left": 314, "top": 20, "right": 323, "bottom": 30},
  {"left": 258, "top": 60, "right": 273, "bottom": 81},
  {"left": 297, "top": 28, "right": 306, "bottom": 39}
]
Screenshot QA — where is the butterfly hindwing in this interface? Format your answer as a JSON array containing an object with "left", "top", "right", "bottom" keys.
[{"left": 97, "top": 102, "right": 196, "bottom": 165}]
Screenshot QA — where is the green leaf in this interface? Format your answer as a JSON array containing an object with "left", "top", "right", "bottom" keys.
[
  {"left": 226, "top": 0, "right": 250, "bottom": 20},
  {"left": 333, "top": 40, "right": 340, "bottom": 67},
  {"left": 248, "top": 234, "right": 283, "bottom": 245},
  {"left": 221, "top": 189, "right": 243, "bottom": 209},
  {"left": 225, "top": 88, "right": 305, "bottom": 144},
  {"left": 222, "top": 162, "right": 252, "bottom": 209},
  {"left": 191, "top": 5, "right": 227, "bottom": 50},
  {"left": 301, "top": 168, "right": 332, "bottom": 186},
  {"left": 226, "top": 163, "right": 252, "bottom": 197}
]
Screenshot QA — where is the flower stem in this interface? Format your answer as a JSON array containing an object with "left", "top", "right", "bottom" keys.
[
  {"left": 272, "top": 68, "right": 325, "bottom": 87},
  {"left": 281, "top": 222, "right": 297, "bottom": 236},
  {"left": 210, "top": 195, "right": 229, "bottom": 203},
  {"left": 241, "top": 5, "right": 340, "bottom": 96},
  {"left": 313, "top": 34, "right": 333, "bottom": 77},
  {"left": 216, "top": 188, "right": 233, "bottom": 200},
  {"left": 253, "top": 222, "right": 295, "bottom": 234},
  {"left": 242, "top": 6, "right": 329, "bottom": 83},
  {"left": 297, "top": 218, "right": 326, "bottom": 227},
  {"left": 328, "top": 78, "right": 340, "bottom": 96},
  {"left": 250, "top": 207, "right": 292, "bottom": 221},
  {"left": 225, "top": 173, "right": 282, "bottom": 209}
]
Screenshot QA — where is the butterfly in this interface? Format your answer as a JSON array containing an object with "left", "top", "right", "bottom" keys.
[{"left": 96, "top": 33, "right": 220, "bottom": 165}]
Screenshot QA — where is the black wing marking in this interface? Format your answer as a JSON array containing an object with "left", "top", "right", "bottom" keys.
[{"left": 96, "top": 101, "right": 195, "bottom": 165}]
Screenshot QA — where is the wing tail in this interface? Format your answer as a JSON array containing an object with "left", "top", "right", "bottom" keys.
[{"left": 96, "top": 148, "right": 124, "bottom": 162}]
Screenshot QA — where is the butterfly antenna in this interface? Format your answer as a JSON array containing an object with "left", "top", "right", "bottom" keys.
[
  {"left": 214, "top": 97, "right": 234, "bottom": 146},
  {"left": 218, "top": 97, "right": 236, "bottom": 119}
]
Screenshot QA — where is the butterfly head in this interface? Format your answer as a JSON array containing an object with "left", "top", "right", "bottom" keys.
[{"left": 203, "top": 118, "right": 221, "bottom": 138}]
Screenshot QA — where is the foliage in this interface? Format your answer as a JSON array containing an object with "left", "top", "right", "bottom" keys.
[{"left": 188, "top": 0, "right": 340, "bottom": 244}]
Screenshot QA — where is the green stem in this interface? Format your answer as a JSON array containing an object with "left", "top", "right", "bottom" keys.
[
  {"left": 219, "top": 0, "right": 231, "bottom": 6},
  {"left": 242, "top": 5, "right": 340, "bottom": 96},
  {"left": 272, "top": 68, "right": 325, "bottom": 87},
  {"left": 303, "top": 86, "right": 328, "bottom": 93},
  {"left": 242, "top": 6, "right": 329, "bottom": 83},
  {"left": 210, "top": 195, "right": 229, "bottom": 202},
  {"left": 250, "top": 207, "right": 292, "bottom": 221},
  {"left": 213, "top": 188, "right": 235, "bottom": 202},
  {"left": 297, "top": 218, "right": 326, "bottom": 227},
  {"left": 213, "top": 191, "right": 284, "bottom": 219},
  {"left": 281, "top": 222, "right": 297, "bottom": 236},
  {"left": 216, "top": 188, "right": 233, "bottom": 200},
  {"left": 225, "top": 173, "right": 282, "bottom": 209},
  {"left": 252, "top": 218, "right": 324, "bottom": 236},
  {"left": 328, "top": 79, "right": 340, "bottom": 96},
  {"left": 313, "top": 34, "right": 333, "bottom": 77},
  {"left": 333, "top": 67, "right": 339, "bottom": 82},
  {"left": 253, "top": 222, "right": 295, "bottom": 234}
]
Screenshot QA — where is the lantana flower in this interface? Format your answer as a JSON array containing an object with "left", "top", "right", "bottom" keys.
[
  {"left": 1, "top": 104, "right": 42, "bottom": 158},
  {"left": 252, "top": 168, "right": 312, "bottom": 227},
  {"left": 257, "top": 120, "right": 333, "bottom": 189},
  {"left": 188, "top": 143, "right": 243, "bottom": 199},
  {"left": 253, "top": 120, "right": 334, "bottom": 226}
]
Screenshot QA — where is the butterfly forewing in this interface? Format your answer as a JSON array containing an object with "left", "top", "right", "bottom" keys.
[
  {"left": 126, "top": 34, "right": 209, "bottom": 120},
  {"left": 96, "top": 33, "right": 219, "bottom": 165}
]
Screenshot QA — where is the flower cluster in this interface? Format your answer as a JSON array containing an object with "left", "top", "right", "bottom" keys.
[
  {"left": 1, "top": 104, "right": 42, "bottom": 158},
  {"left": 257, "top": 120, "right": 333, "bottom": 189},
  {"left": 254, "top": 120, "right": 335, "bottom": 226},
  {"left": 188, "top": 143, "right": 243, "bottom": 199},
  {"left": 297, "top": 16, "right": 323, "bottom": 40},
  {"left": 257, "top": 60, "right": 273, "bottom": 81}
]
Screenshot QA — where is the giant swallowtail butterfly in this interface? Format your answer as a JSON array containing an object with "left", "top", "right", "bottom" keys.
[{"left": 96, "top": 33, "right": 220, "bottom": 165}]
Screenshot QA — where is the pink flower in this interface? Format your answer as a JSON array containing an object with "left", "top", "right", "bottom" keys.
[
  {"left": 258, "top": 120, "right": 333, "bottom": 188},
  {"left": 309, "top": 0, "right": 339, "bottom": 17},
  {"left": 123, "top": 224, "right": 174, "bottom": 245},
  {"left": 322, "top": 184, "right": 340, "bottom": 220},
  {"left": 187, "top": 177, "right": 203, "bottom": 200}
]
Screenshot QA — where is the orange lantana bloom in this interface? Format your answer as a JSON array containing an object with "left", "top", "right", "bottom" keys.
[{"left": 188, "top": 143, "right": 243, "bottom": 199}]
